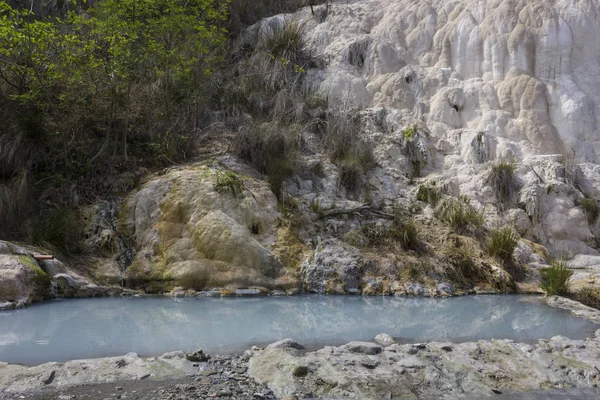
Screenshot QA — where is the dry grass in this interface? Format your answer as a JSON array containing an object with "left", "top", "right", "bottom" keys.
[
  {"left": 435, "top": 196, "right": 484, "bottom": 234},
  {"left": 579, "top": 197, "right": 599, "bottom": 224},
  {"left": 571, "top": 287, "right": 600, "bottom": 310},
  {"left": 488, "top": 160, "right": 520, "bottom": 210},
  {"left": 234, "top": 123, "right": 299, "bottom": 198}
]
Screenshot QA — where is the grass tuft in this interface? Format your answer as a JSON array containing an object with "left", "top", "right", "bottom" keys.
[
  {"left": 579, "top": 197, "right": 599, "bottom": 224},
  {"left": 488, "top": 160, "right": 520, "bottom": 209},
  {"left": 435, "top": 197, "right": 484, "bottom": 234},
  {"left": 389, "top": 218, "right": 420, "bottom": 251},
  {"left": 540, "top": 259, "right": 573, "bottom": 296},
  {"left": 487, "top": 227, "right": 519, "bottom": 263},
  {"left": 262, "top": 20, "right": 305, "bottom": 63},
  {"left": 416, "top": 183, "right": 441, "bottom": 205},
  {"left": 234, "top": 123, "right": 298, "bottom": 199}
]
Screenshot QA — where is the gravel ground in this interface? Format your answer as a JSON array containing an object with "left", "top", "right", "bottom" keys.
[{"left": 0, "top": 354, "right": 275, "bottom": 400}]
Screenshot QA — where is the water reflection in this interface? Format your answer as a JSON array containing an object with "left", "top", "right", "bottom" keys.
[{"left": 0, "top": 295, "right": 596, "bottom": 365}]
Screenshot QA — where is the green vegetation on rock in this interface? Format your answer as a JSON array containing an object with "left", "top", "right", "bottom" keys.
[
  {"left": 215, "top": 171, "right": 245, "bottom": 199},
  {"left": 416, "top": 183, "right": 441, "bottom": 205},
  {"left": 571, "top": 287, "right": 600, "bottom": 310},
  {"left": 488, "top": 160, "right": 520, "bottom": 210},
  {"left": 435, "top": 197, "right": 484, "bottom": 234},
  {"left": 579, "top": 197, "right": 599, "bottom": 224},
  {"left": 540, "top": 259, "right": 573, "bottom": 295},
  {"left": 234, "top": 123, "right": 298, "bottom": 198},
  {"left": 487, "top": 227, "right": 518, "bottom": 263},
  {"left": 19, "top": 256, "right": 51, "bottom": 298}
]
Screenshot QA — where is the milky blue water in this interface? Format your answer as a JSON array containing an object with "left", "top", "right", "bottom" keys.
[{"left": 0, "top": 295, "right": 597, "bottom": 365}]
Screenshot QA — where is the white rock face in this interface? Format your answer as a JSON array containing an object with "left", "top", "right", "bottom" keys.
[{"left": 265, "top": 0, "right": 600, "bottom": 257}]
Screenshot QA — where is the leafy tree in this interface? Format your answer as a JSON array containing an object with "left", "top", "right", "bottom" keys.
[{"left": 0, "top": 0, "right": 229, "bottom": 242}]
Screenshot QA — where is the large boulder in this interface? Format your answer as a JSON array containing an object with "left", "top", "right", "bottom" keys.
[
  {"left": 122, "top": 165, "right": 307, "bottom": 291},
  {"left": 0, "top": 254, "right": 50, "bottom": 305},
  {"left": 0, "top": 240, "right": 116, "bottom": 306},
  {"left": 300, "top": 239, "right": 363, "bottom": 294}
]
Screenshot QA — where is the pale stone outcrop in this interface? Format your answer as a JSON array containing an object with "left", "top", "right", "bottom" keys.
[
  {"left": 250, "top": 331, "right": 600, "bottom": 399},
  {"left": 123, "top": 165, "right": 306, "bottom": 290},
  {"left": 0, "top": 240, "right": 119, "bottom": 307}
]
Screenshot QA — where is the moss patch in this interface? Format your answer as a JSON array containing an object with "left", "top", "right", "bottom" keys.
[{"left": 20, "top": 256, "right": 51, "bottom": 299}]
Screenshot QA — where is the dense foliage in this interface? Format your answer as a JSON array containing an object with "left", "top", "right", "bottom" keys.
[{"left": 0, "top": 0, "right": 228, "bottom": 242}]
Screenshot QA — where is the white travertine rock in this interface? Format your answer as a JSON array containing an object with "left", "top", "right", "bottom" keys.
[{"left": 261, "top": 0, "right": 600, "bottom": 257}]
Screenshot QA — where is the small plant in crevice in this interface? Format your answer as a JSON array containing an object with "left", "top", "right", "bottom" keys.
[
  {"left": 262, "top": 19, "right": 306, "bottom": 64},
  {"left": 540, "top": 258, "right": 573, "bottom": 296},
  {"left": 488, "top": 159, "right": 520, "bottom": 210},
  {"left": 403, "top": 125, "right": 417, "bottom": 141},
  {"left": 324, "top": 111, "right": 376, "bottom": 192},
  {"left": 445, "top": 246, "right": 485, "bottom": 285},
  {"left": 561, "top": 153, "right": 581, "bottom": 190},
  {"left": 435, "top": 196, "right": 484, "bottom": 235},
  {"left": 416, "top": 183, "right": 441, "bottom": 205},
  {"left": 214, "top": 171, "right": 244, "bottom": 198},
  {"left": 310, "top": 198, "right": 323, "bottom": 215},
  {"left": 338, "top": 156, "right": 364, "bottom": 192},
  {"left": 402, "top": 124, "right": 427, "bottom": 179},
  {"left": 389, "top": 218, "right": 420, "bottom": 251},
  {"left": 579, "top": 197, "right": 599, "bottom": 224},
  {"left": 487, "top": 226, "right": 519, "bottom": 263}
]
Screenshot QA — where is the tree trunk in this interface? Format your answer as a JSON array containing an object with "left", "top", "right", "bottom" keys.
[{"left": 123, "top": 82, "right": 131, "bottom": 160}]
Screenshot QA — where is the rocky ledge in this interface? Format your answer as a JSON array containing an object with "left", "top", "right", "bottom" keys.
[
  {"left": 0, "top": 351, "right": 273, "bottom": 400},
  {"left": 250, "top": 333, "right": 600, "bottom": 399}
]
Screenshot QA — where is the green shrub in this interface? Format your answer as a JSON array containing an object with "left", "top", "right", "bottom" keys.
[
  {"left": 29, "top": 207, "right": 82, "bottom": 255},
  {"left": 488, "top": 160, "right": 520, "bottom": 209},
  {"left": 487, "top": 227, "right": 519, "bottom": 263},
  {"left": 540, "top": 259, "right": 573, "bottom": 295},
  {"left": 228, "top": 0, "right": 306, "bottom": 35},
  {"left": 435, "top": 197, "right": 484, "bottom": 234},
  {"left": 310, "top": 198, "right": 323, "bottom": 214},
  {"left": 214, "top": 171, "right": 244, "bottom": 198},
  {"left": 571, "top": 287, "right": 600, "bottom": 310},
  {"left": 416, "top": 183, "right": 441, "bottom": 205},
  {"left": 579, "top": 197, "right": 599, "bottom": 224}
]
